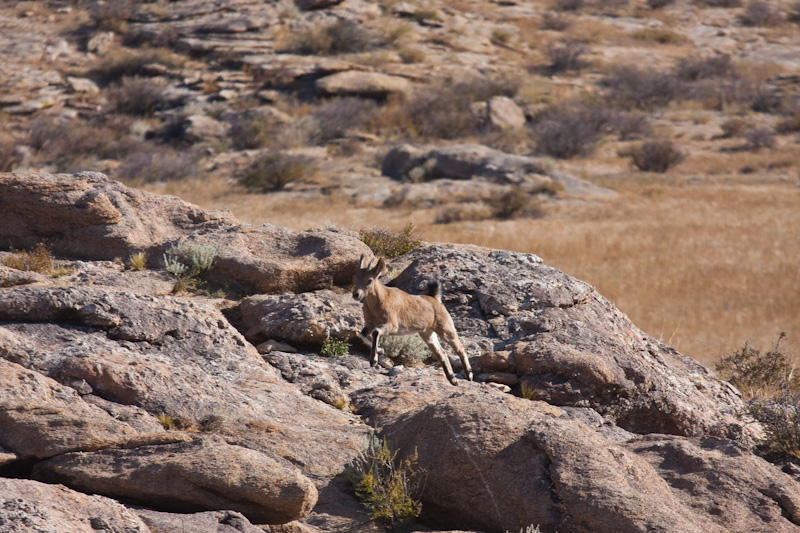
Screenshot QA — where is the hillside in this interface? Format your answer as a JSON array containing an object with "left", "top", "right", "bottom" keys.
[{"left": 2, "top": 171, "right": 800, "bottom": 532}]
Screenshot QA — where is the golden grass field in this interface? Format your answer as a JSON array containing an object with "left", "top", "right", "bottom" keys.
[{"left": 149, "top": 175, "right": 800, "bottom": 367}]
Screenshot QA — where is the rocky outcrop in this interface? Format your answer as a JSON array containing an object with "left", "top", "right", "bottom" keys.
[
  {"left": 1, "top": 171, "right": 798, "bottom": 532},
  {"left": 0, "top": 172, "right": 372, "bottom": 294},
  {"left": 353, "top": 371, "right": 800, "bottom": 533},
  {"left": 389, "top": 244, "right": 750, "bottom": 441}
]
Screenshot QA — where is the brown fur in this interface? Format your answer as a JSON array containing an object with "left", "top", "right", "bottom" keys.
[{"left": 353, "top": 254, "right": 473, "bottom": 385}]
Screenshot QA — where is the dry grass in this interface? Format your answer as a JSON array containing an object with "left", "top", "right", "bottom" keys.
[{"left": 428, "top": 185, "right": 800, "bottom": 366}]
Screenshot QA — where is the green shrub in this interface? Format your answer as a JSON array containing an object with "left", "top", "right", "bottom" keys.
[
  {"left": 351, "top": 436, "right": 423, "bottom": 528},
  {"left": 380, "top": 335, "right": 432, "bottom": 367},
  {"left": 239, "top": 151, "right": 317, "bottom": 192},
  {"left": 321, "top": 338, "right": 350, "bottom": 357},
  {"left": 359, "top": 223, "right": 422, "bottom": 258},
  {"left": 163, "top": 241, "right": 217, "bottom": 290}
]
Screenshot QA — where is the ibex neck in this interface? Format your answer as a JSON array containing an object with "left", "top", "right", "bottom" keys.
[{"left": 365, "top": 279, "right": 388, "bottom": 306}]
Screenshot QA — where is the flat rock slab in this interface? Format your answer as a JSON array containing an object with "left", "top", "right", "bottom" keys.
[{"left": 315, "top": 71, "right": 413, "bottom": 99}]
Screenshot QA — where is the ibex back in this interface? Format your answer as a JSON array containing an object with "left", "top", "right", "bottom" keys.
[{"left": 352, "top": 254, "right": 473, "bottom": 385}]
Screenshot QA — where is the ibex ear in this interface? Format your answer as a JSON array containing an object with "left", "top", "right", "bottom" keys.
[
  {"left": 374, "top": 257, "right": 387, "bottom": 276},
  {"left": 359, "top": 254, "right": 370, "bottom": 269}
]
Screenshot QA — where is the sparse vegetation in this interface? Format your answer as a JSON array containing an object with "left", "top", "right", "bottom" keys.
[
  {"left": 321, "top": 338, "right": 350, "bottom": 357},
  {"left": 716, "top": 334, "right": 800, "bottom": 459},
  {"left": 350, "top": 436, "right": 423, "bottom": 529},
  {"left": 291, "top": 19, "right": 374, "bottom": 55},
  {"left": 741, "top": 1, "right": 783, "bottom": 26},
  {"left": 530, "top": 103, "right": 602, "bottom": 159},
  {"left": 238, "top": 151, "right": 318, "bottom": 192},
  {"left": 376, "top": 75, "right": 520, "bottom": 140},
  {"left": 628, "top": 139, "right": 686, "bottom": 172},
  {"left": 2, "top": 243, "right": 69, "bottom": 277},
  {"left": 601, "top": 66, "right": 685, "bottom": 111},
  {"left": 744, "top": 127, "right": 776, "bottom": 151},
  {"left": 544, "top": 39, "right": 587, "bottom": 74},
  {"left": 520, "top": 382, "right": 538, "bottom": 401},
  {"left": 359, "top": 223, "right": 422, "bottom": 258},
  {"left": 107, "top": 76, "right": 171, "bottom": 116}
]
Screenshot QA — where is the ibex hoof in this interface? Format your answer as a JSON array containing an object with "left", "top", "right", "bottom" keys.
[{"left": 448, "top": 376, "right": 458, "bottom": 386}]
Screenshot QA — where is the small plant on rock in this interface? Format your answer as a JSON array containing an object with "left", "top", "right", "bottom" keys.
[
  {"left": 351, "top": 436, "right": 424, "bottom": 529},
  {"left": 359, "top": 223, "right": 422, "bottom": 259},
  {"left": 381, "top": 335, "right": 433, "bottom": 367},
  {"left": 127, "top": 252, "right": 147, "bottom": 271},
  {"left": 163, "top": 241, "right": 217, "bottom": 292},
  {"left": 321, "top": 338, "right": 350, "bottom": 357}
]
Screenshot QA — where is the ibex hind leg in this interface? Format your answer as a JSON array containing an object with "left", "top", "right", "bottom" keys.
[
  {"left": 442, "top": 329, "right": 473, "bottom": 381},
  {"left": 421, "top": 331, "right": 457, "bottom": 386}
]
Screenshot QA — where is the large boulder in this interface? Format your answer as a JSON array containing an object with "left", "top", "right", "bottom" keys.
[
  {"left": 0, "top": 357, "right": 141, "bottom": 460},
  {"left": 389, "top": 244, "right": 751, "bottom": 442},
  {"left": 0, "top": 172, "right": 371, "bottom": 294},
  {"left": 34, "top": 436, "right": 319, "bottom": 525},
  {"left": 353, "top": 371, "right": 800, "bottom": 533},
  {"left": 0, "top": 286, "right": 370, "bottom": 479},
  {"left": 381, "top": 144, "right": 615, "bottom": 197}
]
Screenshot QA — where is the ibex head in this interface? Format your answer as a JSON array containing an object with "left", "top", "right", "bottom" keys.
[{"left": 353, "top": 254, "right": 387, "bottom": 302}]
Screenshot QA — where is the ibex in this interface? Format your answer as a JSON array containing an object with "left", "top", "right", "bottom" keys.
[{"left": 352, "top": 254, "right": 473, "bottom": 386}]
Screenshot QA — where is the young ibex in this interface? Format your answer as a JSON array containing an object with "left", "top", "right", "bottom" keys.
[{"left": 352, "top": 254, "right": 473, "bottom": 386}]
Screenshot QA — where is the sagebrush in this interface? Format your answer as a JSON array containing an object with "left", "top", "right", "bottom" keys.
[{"left": 351, "top": 436, "right": 424, "bottom": 529}]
